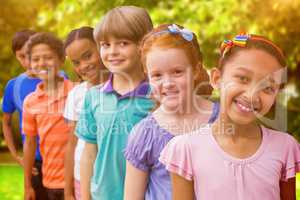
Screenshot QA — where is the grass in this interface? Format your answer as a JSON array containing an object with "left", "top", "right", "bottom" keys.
[
  {"left": 0, "top": 165, "right": 299, "bottom": 199},
  {"left": 0, "top": 165, "right": 23, "bottom": 200}
]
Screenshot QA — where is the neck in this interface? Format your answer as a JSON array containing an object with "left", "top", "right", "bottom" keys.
[
  {"left": 161, "top": 95, "right": 210, "bottom": 120},
  {"left": 43, "top": 76, "right": 64, "bottom": 93},
  {"left": 25, "top": 70, "right": 36, "bottom": 78},
  {"left": 161, "top": 94, "right": 207, "bottom": 117},
  {"left": 112, "top": 68, "right": 145, "bottom": 94},
  {"left": 212, "top": 114, "right": 260, "bottom": 139},
  {"left": 87, "top": 70, "right": 110, "bottom": 88}
]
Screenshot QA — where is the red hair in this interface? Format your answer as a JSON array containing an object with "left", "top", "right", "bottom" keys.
[{"left": 140, "top": 24, "right": 212, "bottom": 96}]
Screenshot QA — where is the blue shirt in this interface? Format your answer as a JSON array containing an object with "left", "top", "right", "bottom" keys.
[
  {"left": 1, "top": 71, "right": 68, "bottom": 161},
  {"left": 76, "top": 75, "right": 154, "bottom": 200}
]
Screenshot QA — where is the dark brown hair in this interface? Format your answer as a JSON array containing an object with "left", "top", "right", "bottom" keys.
[
  {"left": 64, "top": 26, "right": 95, "bottom": 51},
  {"left": 26, "top": 32, "right": 65, "bottom": 61},
  {"left": 219, "top": 34, "right": 286, "bottom": 69},
  {"left": 11, "top": 29, "right": 36, "bottom": 54}
]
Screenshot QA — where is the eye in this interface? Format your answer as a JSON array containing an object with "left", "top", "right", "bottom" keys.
[
  {"left": 151, "top": 73, "right": 162, "bottom": 80},
  {"left": 119, "top": 41, "right": 129, "bottom": 47},
  {"left": 83, "top": 52, "right": 92, "bottom": 60},
  {"left": 173, "top": 69, "right": 183, "bottom": 76},
  {"left": 100, "top": 42, "right": 109, "bottom": 48},
  {"left": 235, "top": 75, "right": 249, "bottom": 84},
  {"left": 45, "top": 55, "right": 54, "bottom": 60},
  {"left": 72, "top": 60, "right": 80, "bottom": 67},
  {"left": 263, "top": 86, "right": 275, "bottom": 94},
  {"left": 31, "top": 57, "right": 39, "bottom": 62}
]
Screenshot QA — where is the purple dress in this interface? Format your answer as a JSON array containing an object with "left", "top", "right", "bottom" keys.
[{"left": 124, "top": 102, "right": 219, "bottom": 200}]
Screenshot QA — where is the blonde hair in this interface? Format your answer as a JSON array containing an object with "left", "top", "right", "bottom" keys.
[{"left": 94, "top": 6, "right": 153, "bottom": 44}]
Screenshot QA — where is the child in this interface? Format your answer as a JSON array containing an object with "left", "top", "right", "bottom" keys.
[
  {"left": 160, "top": 33, "right": 300, "bottom": 200},
  {"left": 1, "top": 29, "right": 49, "bottom": 199},
  {"left": 63, "top": 26, "right": 108, "bottom": 200},
  {"left": 124, "top": 24, "right": 219, "bottom": 200},
  {"left": 23, "top": 32, "right": 74, "bottom": 200},
  {"left": 75, "top": 6, "right": 154, "bottom": 200}
]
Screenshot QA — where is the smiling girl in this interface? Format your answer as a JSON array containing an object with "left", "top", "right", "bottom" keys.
[
  {"left": 160, "top": 34, "right": 300, "bottom": 200},
  {"left": 63, "top": 26, "right": 108, "bottom": 200},
  {"left": 124, "top": 24, "right": 219, "bottom": 200}
]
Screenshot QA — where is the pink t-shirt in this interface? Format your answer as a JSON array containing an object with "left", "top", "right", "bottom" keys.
[{"left": 159, "top": 125, "right": 300, "bottom": 200}]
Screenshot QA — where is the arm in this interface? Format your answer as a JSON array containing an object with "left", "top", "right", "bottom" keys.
[
  {"left": 124, "top": 161, "right": 149, "bottom": 200},
  {"left": 24, "top": 135, "right": 37, "bottom": 200},
  {"left": 80, "top": 142, "right": 97, "bottom": 200},
  {"left": 64, "top": 121, "right": 77, "bottom": 200},
  {"left": 280, "top": 177, "right": 296, "bottom": 200},
  {"left": 170, "top": 172, "right": 194, "bottom": 200},
  {"left": 2, "top": 112, "right": 23, "bottom": 166}
]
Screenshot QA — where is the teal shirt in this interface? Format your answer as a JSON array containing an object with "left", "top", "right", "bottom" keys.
[{"left": 76, "top": 78, "right": 153, "bottom": 200}]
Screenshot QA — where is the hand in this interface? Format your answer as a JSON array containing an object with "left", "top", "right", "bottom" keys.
[
  {"left": 15, "top": 156, "right": 24, "bottom": 167},
  {"left": 31, "top": 167, "right": 39, "bottom": 176},
  {"left": 24, "top": 187, "right": 35, "bottom": 200}
]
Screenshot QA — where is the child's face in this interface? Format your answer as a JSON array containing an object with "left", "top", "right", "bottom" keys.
[
  {"left": 30, "top": 43, "right": 62, "bottom": 81},
  {"left": 66, "top": 39, "right": 105, "bottom": 82},
  {"left": 99, "top": 36, "right": 141, "bottom": 74},
  {"left": 146, "top": 48, "right": 194, "bottom": 111},
  {"left": 15, "top": 45, "right": 30, "bottom": 69},
  {"left": 211, "top": 49, "right": 283, "bottom": 125}
]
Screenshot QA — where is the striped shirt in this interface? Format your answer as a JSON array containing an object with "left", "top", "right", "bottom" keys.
[{"left": 23, "top": 79, "right": 74, "bottom": 189}]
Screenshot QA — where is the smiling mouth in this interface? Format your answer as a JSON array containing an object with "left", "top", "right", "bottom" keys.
[
  {"left": 234, "top": 99, "right": 260, "bottom": 113},
  {"left": 31, "top": 69, "right": 49, "bottom": 75},
  {"left": 162, "top": 91, "right": 179, "bottom": 97},
  {"left": 108, "top": 59, "right": 124, "bottom": 65}
]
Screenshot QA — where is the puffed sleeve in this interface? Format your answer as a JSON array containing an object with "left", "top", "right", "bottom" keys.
[
  {"left": 280, "top": 134, "right": 300, "bottom": 181},
  {"left": 124, "top": 118, "right": 155, "bottom": 172},
  {"left": 159, "top": 135, "right": 194, "bottom": 181}
]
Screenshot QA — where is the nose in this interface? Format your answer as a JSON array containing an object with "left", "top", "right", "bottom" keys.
[
  {"left": 37, "top": 58, "right": 46, "bottom": 67},
  {"left": 78, "top": 61, "right": 88, "bottom": 70},
  {"left": 244, "top": 84, "right": 260, "bottom": 105},
  {"left": 108, "top": 44, "right": 119, "bottom": 55},
  {"left": 162, "top": 75, "right": 176, "bottom": 89}
]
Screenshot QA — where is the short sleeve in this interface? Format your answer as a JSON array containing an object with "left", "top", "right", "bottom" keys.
[
  {"left": 159, "top": 135, "right": 194, "bottom": 181},
  {"left": 22, "top": 96, "right": 37, "bottom": 136},
  {"left": 124, "top": 120, "right": 154, "bottom": 172},
  {"left": 280, "top": 135, "right": 300, "bottom": 181},
  {"left": 75, "top": 90, "right": 97, "bottom": 144},
  {"left": 2, "top": 79, "right": 16, "bottom": 113},
  {"left": 63, "top": 87, "right": 78, "bottom": 121}
]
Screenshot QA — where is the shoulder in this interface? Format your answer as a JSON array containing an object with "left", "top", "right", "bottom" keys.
[
  {"left": 68, "top": 82, "right": 87, "bottom": 97},
  {"left": 4, "top": 77, "right": 17, "bottom": 90},
  {"left": 23, "top": 91, "right": 38, "bottom": 109},
  {"left": 263, "top": 126, "right": 297, "bottom": 142},
  {"left": 64, "top": 79, "right": 75, "bottom": 90},
  {"left": 170, "top": 126, "right": 212, "bottom": 149},
  {"left": 262, "top": 126, "right": 299, "bottom": 149},
  {"left": 129, "top": 115, "right": 160, "bottom": 141}
]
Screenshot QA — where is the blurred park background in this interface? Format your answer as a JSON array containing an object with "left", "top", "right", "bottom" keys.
[{"left": 0, "top": 0, "right": 299, "bottom": 199}]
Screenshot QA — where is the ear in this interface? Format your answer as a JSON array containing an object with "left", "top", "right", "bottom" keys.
[{"left": 210, "top": 67, "right": 222, "bottom": 89}]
